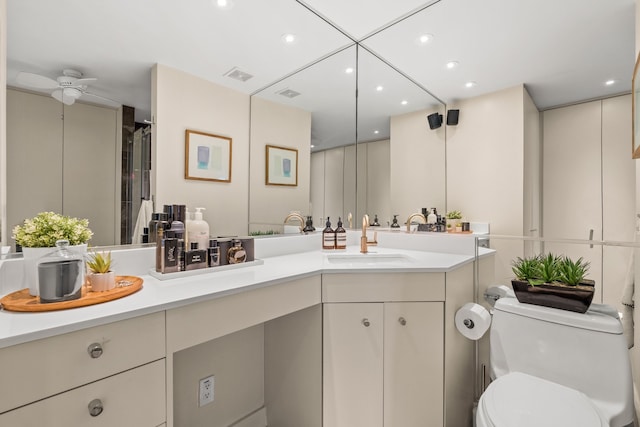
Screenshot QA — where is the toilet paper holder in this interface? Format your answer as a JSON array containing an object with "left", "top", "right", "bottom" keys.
[{"left": 462, "top": 318, "right": 475, "bottom": 329}]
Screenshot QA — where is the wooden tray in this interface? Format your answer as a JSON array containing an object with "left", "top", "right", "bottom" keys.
[
  {"left": 447, "top": 230, "right": 473, "bottom": 234},
  {"left": 0, "top": 276, "right": 143, "bottom": 313}
]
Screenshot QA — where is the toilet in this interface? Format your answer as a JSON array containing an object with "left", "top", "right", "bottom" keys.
[{"left": 476, "top": 297, "right": 634, "bottom": 427}]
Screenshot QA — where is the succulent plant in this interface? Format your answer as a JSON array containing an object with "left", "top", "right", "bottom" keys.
[
  {"left": 511, "top": 255, "right": 543, "bottom": 284},
  {"left": 86, "top": 251, "right": 112, "bottom": 274},
  {"left": 558, "top": 256, "right": 590, "bottom": 286}
]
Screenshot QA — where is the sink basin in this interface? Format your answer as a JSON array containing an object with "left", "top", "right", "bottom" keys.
[{"left": 326, "top": 253, "right": 414, "bottom": 265}]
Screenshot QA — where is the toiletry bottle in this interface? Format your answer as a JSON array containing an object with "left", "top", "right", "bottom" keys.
[
  {"left": 177, "top": 238, "right": 185, "bottom": 271},
  {"left": 208, "top": 239, "right": 220, "bottom": 267},
  {"left": 323, "top": 217, "right": 335, "bottom": 250},
  {"left": 155, "top": 223, "right": 166, "bottom": 272},
  {"left": 335, "top": 217, "right": 347, "bottom": 249},
  {"left": 161, "top": 232, "right": 179, "bottom": 273},
  {"left": 170, "top": 218, "right": 185, "bottom": 240},
  {"left": 186, "top": 242, "right": 207, "bottom": 270},
  {"left": 148, "top": 213, "right": 161, "bottom": 243},
  {"left": 188, "top": 207, "right": 210, "bottom": 251},
  {"left": 228, "top": 239, "right": 247, "bottom": 264},
  {"left": 427, "top": 208, "right": 437, "bottom": 224}
]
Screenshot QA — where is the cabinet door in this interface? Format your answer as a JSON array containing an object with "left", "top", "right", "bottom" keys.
[
  {"left": 323, "top": 303, "right": 383, "bottom": 427},
  {"left": 384, "top": 302, "right": 444, "bottom": 427}
]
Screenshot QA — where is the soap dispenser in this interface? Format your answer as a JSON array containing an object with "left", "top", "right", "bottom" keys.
[
  {"left": 335, "top": 217, "right": 347, "bottom": 249},
  {"left": 427, "top": 208, "right": 438, "bottom": 224},
  {"left": 188, "top": 207, "right": 210, "bottom": 252},
  {"left": 322, "top": 217, "right": 335, "bottom": 250}
]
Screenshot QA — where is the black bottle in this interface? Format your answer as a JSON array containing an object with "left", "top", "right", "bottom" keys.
[{"left": 208, "top": 239, "right": 220, "bottom": 267}]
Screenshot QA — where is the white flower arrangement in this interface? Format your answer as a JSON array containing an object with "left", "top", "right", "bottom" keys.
[{"left": 12, "top": 211, "right": 93, "bottom": 248}]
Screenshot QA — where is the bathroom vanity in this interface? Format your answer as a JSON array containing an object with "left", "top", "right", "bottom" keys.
[{"left": 0, "top": 232, "right": 493, "bottom": 427}]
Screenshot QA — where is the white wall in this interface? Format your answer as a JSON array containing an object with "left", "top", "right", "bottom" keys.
[
  {"left": 390, "top": 108, "right": 446, "bottom": 221},
  {"left": 249, "top": 97, "right": 311, "bottom": 233},
  {"left": 447, "top": 85, "right": 527, "bottom": 281},
  {"left": 153, "top": 64, "right": 250, "bottom": 236}
]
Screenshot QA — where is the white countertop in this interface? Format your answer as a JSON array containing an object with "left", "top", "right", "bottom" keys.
[{"left": 0, "top": 234, "right": 492, "bottom": 349}]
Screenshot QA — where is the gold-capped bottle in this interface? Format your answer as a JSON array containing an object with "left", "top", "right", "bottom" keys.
[{"left": 322, "top": 217, "right": 335, "bottom": 250}]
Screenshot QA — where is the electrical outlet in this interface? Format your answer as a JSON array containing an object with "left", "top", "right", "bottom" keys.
[{"left": 199, "top": 375, "right": 215, "bottom": 407}]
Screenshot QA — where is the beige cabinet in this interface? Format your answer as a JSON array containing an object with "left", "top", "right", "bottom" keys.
[
  {"left": 323, "top": 301, "right": 444, "bottom": 427},
  {"left": 0, "top": 312, "right": 166, "bottom": 425},
  {"left": 322, "top": 273, "right": 446, "bottom": 427}
]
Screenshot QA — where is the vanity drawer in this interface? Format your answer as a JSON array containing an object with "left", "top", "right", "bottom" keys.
[
  {"left": 322, "top": 272, "right": 445, "bottom": 303},
  {"left": 0, "top": 311, "right": 165, "bottom": 413},
  {"left": 0, "top": 359, "right": 165, "bottom": 426}
]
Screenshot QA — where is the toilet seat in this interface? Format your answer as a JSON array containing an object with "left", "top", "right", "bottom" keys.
[{"left": 478, "top": 372, "right": 606, "bottom": 427}]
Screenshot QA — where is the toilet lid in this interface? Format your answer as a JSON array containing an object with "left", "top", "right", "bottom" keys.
[{"left": 482, "top": 372, "right": 605, "bottom": 427}]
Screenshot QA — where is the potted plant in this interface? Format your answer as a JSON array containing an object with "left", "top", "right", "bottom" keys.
[
  {"left": 86, "top": 251, "right": 115, "bottom": 292},
  {"left": 12, "top": 211, "right": 93, "bottom": 296},
  {"left": 511, "top": 253, "right": 595, "bottom": 313},
  {"left": 445, "top": 210, "right": 463, "bottom": 232}
]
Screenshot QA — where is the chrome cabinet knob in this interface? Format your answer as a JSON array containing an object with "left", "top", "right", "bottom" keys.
[
  {"left": 362, "top": 318, "right": 370, "bottom": 327},
  {"left": 88, "top": 399, "right": 104, "bottom": 417},
  {"left": 398, "top": 317, "right": 407, "bottom": 326},
  {"left": 87, "top": 343, "right": 103, "bottom": 359}
]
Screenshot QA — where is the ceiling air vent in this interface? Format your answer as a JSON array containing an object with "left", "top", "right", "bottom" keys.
[
  {"left": 224, "top": 67, "right": 253, "bottom": 82},
  {"left": 277, "top": 88, "right": 301, "bottom": 98}
]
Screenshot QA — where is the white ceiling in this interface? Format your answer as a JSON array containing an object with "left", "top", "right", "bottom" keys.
[{"left": 6, "top": 0, "right": 636, "bottom": 149}]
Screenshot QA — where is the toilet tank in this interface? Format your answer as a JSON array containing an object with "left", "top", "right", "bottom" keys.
[{"left": 490, "top": 298, "right": 633, "bottom": 426}]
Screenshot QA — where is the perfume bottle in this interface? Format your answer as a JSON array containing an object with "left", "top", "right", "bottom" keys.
[{"left": 228, "top": 239, "right": 247, "bottom": 264}]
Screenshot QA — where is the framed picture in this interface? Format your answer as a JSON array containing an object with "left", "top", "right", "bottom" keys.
[
  {"left": 185, "top": 130, "right": 232, "bottom": 182},
  {"left": 266, "top": 145, "right": 298, "bottom": 186}
]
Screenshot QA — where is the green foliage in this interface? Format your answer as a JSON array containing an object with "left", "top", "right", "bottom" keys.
[
  {"left": 445, "top": 210, "right": 463, "bottom": 219},
  {"left": 12, "top": 211, "right": 93, "bottom": 248},
  {"left": 511, "top": 253, "right": 591, "bottom": 287},
  {"left": 538, "top": 253, "right": 562, "bottom": 283},
  {"left": 558, "top": 256, "right": 590, "bottom": 286},
  {"left": 249, "top": 230, "right": 280, "bottom": 236},
  {"left": 86, "top": 251, "right": 112, "bottom": 274}
]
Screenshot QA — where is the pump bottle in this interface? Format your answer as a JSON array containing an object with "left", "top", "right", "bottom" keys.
[{"left": 187, "top": 207, "right": 210, "bottom": 251}]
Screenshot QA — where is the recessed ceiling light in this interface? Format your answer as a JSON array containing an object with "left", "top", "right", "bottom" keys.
[
  {"left": 465, "top": 81, "right": 477, "bottom": 88},
  {"left": 605, "top": 79, "right": 616, "bottom": 86},
  {"left": 417, "top": 34, "right": 433, "bottom": 44},
  {"left": 282, "top": 33, "right": 296, "bottom": 44},
  {"left": 376, "top": 85, "right": 384, "bottom": 92},
  {"left": 446, "top": 61, "right": 459, "bottom": 70},
  {"left": 401, "top": 100, "right": 408, "bottom": 105},
  {"left": 214, "top": 0, "right": 234, "bottom": 9},
  {"left": 310, "top": 144, "right": 315, "bottom": 148},
  {"left": 374, "top": 130, "right": 379, "bottom": 134},
  {"left": 345, "top": 67, "right": 354, "bottom": 74}
]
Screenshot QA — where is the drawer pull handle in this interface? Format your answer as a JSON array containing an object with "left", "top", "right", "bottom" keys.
[
  {"left": 398, "top": 317, "right": 407, "bottom": 326},
  {"left": 88, "top": 399, "right": 104, "bottom": 417},
  {"left": 362, "top": 318, "right": 370, "bottom": 327},
  {"left": 87, "top": 343, "right": 103, "bottom": 359}
]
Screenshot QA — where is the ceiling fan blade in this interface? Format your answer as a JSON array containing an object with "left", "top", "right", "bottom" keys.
[
  {"left": 16, "top": 72, "right": 59, "bottom": 89},
  {"left": 73, "top": 77, "right": 97, "bottom": 86},
  {"left": 83, "top": 91, "right": 119, "bottom": 105},
  {"left": 51, "top": 89, "right": 76, "bottom": 106}
]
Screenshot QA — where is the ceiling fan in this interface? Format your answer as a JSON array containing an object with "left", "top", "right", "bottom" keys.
[{"left": 16, "top": 69, "right": 116, "bottom": 106}]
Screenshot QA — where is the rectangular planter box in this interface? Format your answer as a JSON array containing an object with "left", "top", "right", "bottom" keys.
[{"left": 511, "top": 279, "right": 595, "bottom": 313}]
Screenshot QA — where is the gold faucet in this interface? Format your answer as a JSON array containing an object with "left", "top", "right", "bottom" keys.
[
  {"left": 360, "top": 214, "right": 378, "bottom": 253},
  {"left": 406, "top": 213, "right": 427, "bottom": 232},
  {"left": 284, "top": 212, "right": 305, "bottom": 233}
]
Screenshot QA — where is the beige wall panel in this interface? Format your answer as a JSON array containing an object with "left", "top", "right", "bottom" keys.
[
  {"left": 602, "top": 95, "right": 636, "bottom": 309},
  {"left": 173, "top": 325, "right": 264, "bottom": 427},
  {"left": 153, "top": 64, "right": 250, "bottom": 236},
  {"left": 523, "top": 88, "right": 542, "bottom": 256},
  {"left": 390, "top": 108, "right": 446, "bottom": 221},
  {"left": 325, "top": 146, "right": 346, "bottom": 222},
  {"left": 6, "top": 90, "right": 63, "bottom": 237},
  {"left": 367, "top": 139, "right": 391, "bottom": 225},
  {"left": 310, "top": 151, "right": 326, "bottom": 226},
  {"left": 63, "top": 102, "right": 118, "bottom": 245},
  {"left": 265, "top": 305, "right": 322, "bottom": 427},
  {"left": 543, "top": 100, "right": 603, "bottom": 296},
  {"left": 249, "top": 97, "right": 311, "bottom": 233}
]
